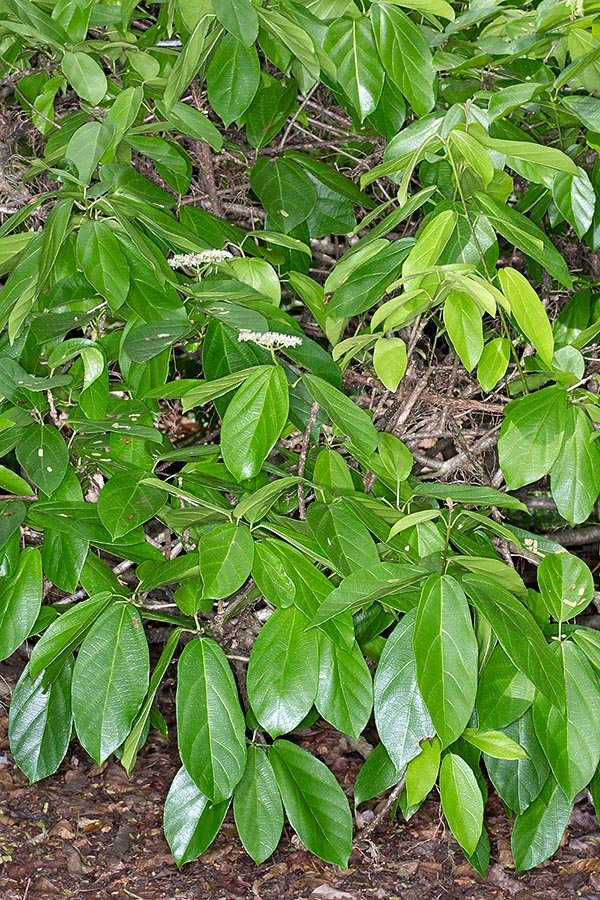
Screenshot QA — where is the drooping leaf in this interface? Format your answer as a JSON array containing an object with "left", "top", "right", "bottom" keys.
[
  {"left": 177, "top": 638, "right": 247, "bottom": 801},
  {"left": 439, "top": 752, "right": 484, "bottom": 856},
  {"left": 498, "top": 386, "right": 568, "bottom": 490},
  {"left": 550, "top": 405, "right": 600, "bottom": 525},
  {"left": 316, "top": 635, "right": 373, "bottom": 740},
  {"left": 324, "top": 17, "right": 384, "bottom": 122},
  {"left": 198, "top": 522, "right": 254, "bottom": 599},
  {"left": 233, "top": 747, "right": 283, "bottom": 864},
  {"left": 0, "top": 547, "right": 43, "bottom": 661},
  {"left": 164, "top": 766, "right": 229, "bottom": 868},
  {"left": 511, "top": 775, "right": 573, "bottom": 871},
  {"left": 269, "top": 739, "right": 352, "bottom": 867},
  {"left": 484, "top": 711, "right": 549, "bottom": 814},
  {"left": 371, "top": 3, "right": 435, "bottom": 116},
  {"left": 71, "top": 603, "right": 149, "bottom": 763}
]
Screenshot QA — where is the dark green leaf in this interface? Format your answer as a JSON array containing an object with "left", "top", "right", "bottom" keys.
[
  {"left": 198, "top": 522, "right": 254, "bottom": 599},
  {"left": 316, "top": 636, "right": 372, "bottom": 740},
  {"left": 233, "top": 747, "right": 283, "bottom": 864},
  {"left": 371, "top": 3, "right": 435, "bottom": 116},
  {"left": 164, "top": 766, "right": 229, "bottom": 867},
  {"left": 511, "top": 775, "right": 572, "bottom": 871},
  {"left": 324, "top": 17, "right": 384, "bottom": 122},
  {"left": 16, "top": 424, "right": 69, "bottom": 496},
  {"left": 0, "top": 547, "right": 42, "bottom": 661},
  {"left": 485, "top": 711, "right": 549, "bottom": 814},
  {"left": 207, "top": 34, "right": 260, "bottom": 127},
  {"left": 250, "top": 158, "right": 318, "bottom": 233},
  {"left": 498, "top": 386, "right": 568, "bottom": 490}
]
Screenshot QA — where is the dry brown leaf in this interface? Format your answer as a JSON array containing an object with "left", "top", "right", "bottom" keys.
[
  {"left": 49, "top": 819, "right": 76, "bottom": 840},
  {"left": 563, "top": 857, "right": 600, "bottom": 874},
  {"left": 311, "top": 885, "right": 358, "bottom": 899}
]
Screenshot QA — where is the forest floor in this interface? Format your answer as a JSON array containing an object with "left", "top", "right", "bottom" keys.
[{"left": 3, "top": 656, "right": 600, "bottom": 900}]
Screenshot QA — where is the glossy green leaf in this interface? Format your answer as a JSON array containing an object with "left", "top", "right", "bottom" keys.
[
  {"left": 311, "top": 562, "right": 423, "bottom": 627},
  {"left": 550, "top": 405, "right": 600, "bottom": 525},
  {"left": 66, "top": 121, "right": 115, "bottom": 185},
  {"left": 476, "top": 645, "right": 535, "bottom": 732},
  {"left": 97, "top": 473, "right": 166, "bottom": 540},
  {"left": 61, "top": 51, "right": 107, "bottom": 105},
  {"left": 76, "top": 219, "right": 130, "bottom": 308},
  {"left": 373, "top": 337, "right": 407, "bottom": 391},
  {"left": 538, "top": 550, "right": 594, "bottom": 623},
  {"left": 198, "top": 522, "right": 254, "bottom": 599},
  {"left": 439, "top": 753, "right": 484, "bottom": 856},
  {"left": 8, "top": 659, "right": 73, "bottom": 783},
  {"left": 316, "top": 636, "right": 372, "bottom": 739},
  {"left": 250, "top": 158, "right": 317, "bottom": 233},
  {"left": 354, "top": 742, "right": 401, "bottom": 807},
  {"left": 463, "top": 728, "right": 528, "bottom": 760},
  {"left": 498, "top": 268, "right": 554, "bottom": 367},
  {"left": 485, "top": 711, "right": 549, "bottom": 814},
  {"left": 207, "top": 34, "right": 260, "bottom": 127},
  {"left": 306, "top": 502, "right": 380, "bottom": 576},
  {"left": 553, "top": 167, "right": 595, "bottom": 240},
  {"left": 269, "top": 739, "right": 352, "bottom": 867},
  {"left": 0, "top": 500, "right": 26, "bottom": 550},
  {"left": 327, "top": 240, "right": 412, "bottom": 318},
  {"left": 511, "top": 775, "right": 572, "bottom": 871},
  {"left": 498, "top": 386, "right": 568, "bottom": 490},
  {"left": 233, "top": 747, "right": 283, "bottom": 864},
  {"left": 247, "top": 605, "right": 319, "bottom": 736},
  {"left": 71, "top": 603, "right": 149, "bottom": 763},
  {"left": 374, "top": 609, "right": 435, "bottom": 770},
  {"left": 464, "top": 575, "right": 564, "bottom": 710},
  {"left": 532, "top": 642, "right": 600, "bottom": 801},
  {"left": 15, "top": 424, "right": 69, "bottom": 496},
  {"left": 221, "top": 366, "right": 289, "bottom": 480},
  {"left": 164, "top": 766, "right": 229, "bottom": 868},
  {"left": 214, "top": 0, "right": 258, "bottom": 45},
  {"left": 303, "top": 373, "right": 378, "bottom": 456},
  {"left": 443, "top": 291, "right": 484, "bottom": 372},
  {"left": 324, "top": 17, "right": 384, "bottom": 122},
  {"left": 0, "top": 547, "right": 42, "bottom": 661},
  {"left": 177, "top": 638, "right": 246, "bottom": 801},
  {"left": 477, "top": 337, "right": 511, "bottom": 393},
  {"left": 371, "top": 3, "right": 435, "bottom": 116},
  {"left": 414, "top": 575, "right": 478, "bottom": 748},
  {"left": 405, "top": 737, "right": 441, "bottom": 808}
]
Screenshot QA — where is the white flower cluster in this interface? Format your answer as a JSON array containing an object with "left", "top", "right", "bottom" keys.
[
  {"left": 168, "top": 249, "right": 233, "bottom": 268},
  {"left": 567, "top": 0, "right": 584, "bottom": 14},
  {"left": 238, "top": 330, "right": 303, "bottom": 349}
]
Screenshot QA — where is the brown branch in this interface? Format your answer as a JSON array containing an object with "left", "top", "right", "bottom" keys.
[
  {"left": 297, "top": 402, "right": 320, "bottom": 519},
  {"left": 355, "top": 771, "right": 407, "bottom": 843}
]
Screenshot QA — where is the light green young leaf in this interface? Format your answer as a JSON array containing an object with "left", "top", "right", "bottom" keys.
[
  {"left": 498, "top": 386, "right": 567, "bottom": 490},
  {"left": 61, "top": 51, "right": 107, "bottom": 105},
  {"left": 498, "top": 268, "right": 554, "bottom": 367},
  {"left": 462, "top": 728, "right": 528, "bottom": 760},
  {"left": 443, "top": 290, "right": 484, "bottom": 372},
  {"left": 439, "top": 753, "right": 484, "bottom": 856}
]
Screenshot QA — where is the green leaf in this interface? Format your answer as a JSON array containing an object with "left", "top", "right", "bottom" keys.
[
  {"left": 311, "top": 562, "right": 423, "bottom": 627},
  {"left": 269, "top": 739, "right": 352, "bottom": 867},
  {"left": 234, "top": 475, "right": 302, "bottom": 524},
  {"left": 327, "top": 239, "right": 412, "bottom": 318},
  {"left": 0, "top": 546, "right": 42, "bottom": 660},
  {"left": 414, "top": 575, "right": 478, "bottom": 749},
  {"left": 439, "top": 752, "right": 484, "bottom": 856},
  {"left": 538, "top": 550, "right": 594, "bottom": 623},
  {"left": 562, "top": 95, "right": 600, "bottom": 131},
  {"left": 76, "top": 219, "right": 130, "bottom": 308},
  {"left": 477, "top": 133, "right": 578, "bottom": 176},
  {"left": 473, "top": 193, "right": 572, "bottom": 288},
  {"left": 316, "top": 636, "right": 373, "bottom": 739},
  {"left": 303, "top": 373, "right": 378, "bottom": 456},
  {"left": 371, "top": 2, "right": 435, "bottom": 117},
  {"left": 61, "top": 51, "right": 107, "bottom": 105},
  {"left": 497, "top": 268, "right": 554, "bottom": 367},
  {"left": 443, "top": 291, "right": 484, "bottom": 372},
  {"left": 206, "top": 34, "right": 260, "bottom": 127},
  {"left": 233, "top": 747, "right": 283, "bottom": 864},
  {"left": 484, "top": 711, "right": 550, "bottom": 814},
  {"left": 176, "top": 638, "right": 246, "bottom": 801},
  {"left": 250, "top": 158, "right": 318, "bottom": 233},
  {"left": 214, "top": 0, "right": 258, "bottom": 45},
  {"left": 198, "top": 522, "right": 254, "bottom": 599},
  {"left": 552, "top": 167, "right": 595, "bottom": 240},
  {"left": 247, "top": 606, "right": 319, "bottom": 736},
  {"left": 354, "top": 742, "right": 401, "bottom": 806},
  {"left": 476, "top": 645, "right": 534, "bottom": 732},
  {"left": 221, "top": 366, "right": 289, "bottom": 480},
  {"left": 550, "top": 405, "right": 600, "bottom": 525},
  {"left": 121, "top": 628, "right": 182, "bottom": 774},
  {"left": 15, "top": 424, "right": 69, "bottom": 496},
  {"left": 373, "top": 337, "right": 407, "bottom": 391},
  {"left": 306, "top": 502, "right": 380, "bottom": 576},
  {"left": 477, "top": 337, "right": 511, "bottom": 393},
  {"left": 498, "top": 386, "right": 568, "bottom": 490},
  {"left": 463, "top": 575, "right": 564, "bottom": 710},
  {"left": 405, "top": 737, "right": 441, "bottom": 808},
  {"left": 177, "top": 368, "right": 261, "bottom": 411},
  {"left": 0, "top": 500, "right": 26, "bottom": 550},
  {"left": 511, "top": 775, "right": 572, "bottom": 871},
  {"left": 463, "top": 728, "right": 528, "bottom": 760},
  {"left": 71, "top": 603, "right": 149, "bottom": 763},
  {"left": 324, "top": 17, "right": 384, "bottom": 122},
  {"left": 374, "top": 608, "right": 435, "bottom": 770},
  {"left": 8, "top": 659, "right": 73, "bottom": 783},
  {"left": 532, "top": 642, "right": 600, "bottom": 801},
  {"left": 66, "top": 121, "right": 115, "bottom": 186},
  {"left": 97, "top": 473, "right": 166, "bottom": 540},
  {"left": 163, "top": 16, "right": 215, "bottom": 110},
  {"left": 36, "top": 197, "right": 74, "bottom": 295},
  {"left": 488, "top": 82, "right": 545, "bottom": 122},
  {"left": 164, "top": 766, "right": 229, "bottom": 868}
]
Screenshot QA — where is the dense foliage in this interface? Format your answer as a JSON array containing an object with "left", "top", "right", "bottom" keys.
[{"left": 2, "top": 0, "right": 600, "bottom": 875}]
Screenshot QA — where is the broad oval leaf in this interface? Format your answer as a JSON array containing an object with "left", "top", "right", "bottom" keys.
[
  {"left": 413, "top": 574, "right": 478, "bottom": 748},
  {"left": 374, "top": 608, "right": 435, "bottom": 769},
  {"left": 207, "top": 34, "right": 260, "bottom": 127},
  {"left": 538, "top": 550, "right": 595, "bottom": 623},
  {"left": 498, "top": 385, "right": 568, "bottom": 490},
  {"left": 164, "top": 766, "right": 229, "bottom": 868},
  {"left": 250, "top": 157, "right": 317, "bottom": 233},
  {"left": 484, "top": 711, "right": 549, "bottom": 814},
  {"left": 439, "top": 752, "right": 484, "bottom": 856},
  {"left": 76, "top": 219, "right": 130, "bottom": 309},
  {"left": 316, "top": 635, "right": 373, "bottom": 740},
  {"left": 221, "top": 365, "right": 289, "bottom": 480},
  {"left": 0, "top": 547, "right": 43, "bottom": 661},
  {"left": 233, "top": 746, "right": 283, "bottom": 864},
  {"left": 8, "top": 659, "right": 73, "bottom": 783},
  {"left": 15, "top": 424, "right": 69, "bottom": 496},
  {"left": 97, "top": 473, "right": 166, "bottom": 540},
  {"left": 198, "top": 522, "right": 254, "bottom": 599},
  {"left": 550, "top": 405, "right": 600, "bottom": 525},
  {"left": 269, "top": 739, "right": 352, "bottom": 867},
  {"left": 511, "top": 775, "right": 573, "bottom": 871},
  {"left": 71, "top": 603, "right": 149, "bottom": 764},
  {"left": 176, "top": 638, "right": 246, "bottom": 801},
  {"left": 247, "top": 605, "right": 319, "bottom": 737},
  {"left": 324, "top": 17, "right": 384, "bottom": 122},
  {"left": 370, "top": 3, "right": 435, "bottom": 117},
  {"left": 61, "top": 51, "right": 107, "bottom": 105},
  {"left": 498, "top": 268, "right": 554, "bottom": 367}
]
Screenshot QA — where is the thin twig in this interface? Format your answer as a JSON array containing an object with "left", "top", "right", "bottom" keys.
[
  {"left": 355, "top": 772, "right": 407, "bottom": 843},
  {"left": 297, "top": 402, "right": 320, "bottom": 519}
]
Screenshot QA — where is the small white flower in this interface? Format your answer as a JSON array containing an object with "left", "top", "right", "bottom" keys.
[
  {"left": 168, "top": 249, "right": 233, "bottom": 268},
  {"left": 567, "top": 0, "right": 584, "bottom": 15},
  {"left": 238, "top": 330, "right": 303, "bottom": 349}
]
